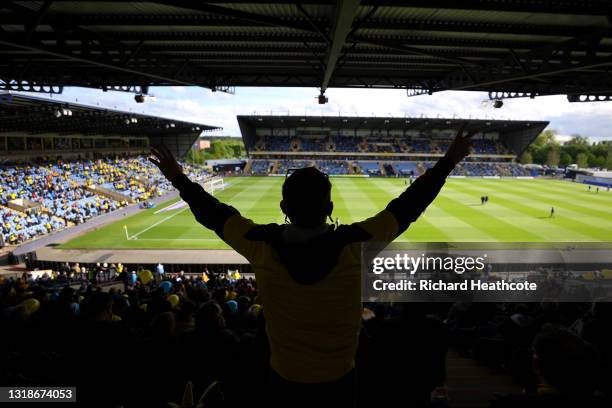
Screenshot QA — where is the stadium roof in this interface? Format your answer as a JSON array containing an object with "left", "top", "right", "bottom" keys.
[
  {"left": 237, "top": 115, "right": 549, "bottom": 156},
  {"left": 1, "top": 1, "right": 611, "bottom": 101},
  {"left": 0, "top": 92, "right": 220, "bottom": 156}
]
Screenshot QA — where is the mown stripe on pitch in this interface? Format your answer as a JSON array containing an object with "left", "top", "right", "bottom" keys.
[
  {"left": 230, "top": 177, "right": 283, "bottom": 223},
  {"left": 476, "top": 179, "right": 612, "bottom": 233},
  {"left": 475, "top": 180, "right": 612, "bottom": 228},
  {"left": 451, "top": 181, "right": 608, "bottom": 241},
  {"left": 367, "top": 178, "right": 456, "bottom": 242},
  {"left": 330, "top": 178, "right": 356, "bottom": 224},
  {"left": 524, "top": 180, "right": 612, "bottom": 208},
  {"left": 434, "top": 185, "right": 543, "bottom": 241},
  {"left": 531, "top": 179, "right": 611, "bottom": 199},
  {"left": 442, "top": 184, "right": 557, "bottom": 241},
  {"left": 515, "top": 180, "right": 612, "bottom": 209},
  {"left": 139, "top": 176, "right": 270, "bottom": 240},
  {"left": 375, "top": 178, "right": 484, "bottom": 242}
]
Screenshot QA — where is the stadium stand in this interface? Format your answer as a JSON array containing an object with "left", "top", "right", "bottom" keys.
[
  {"left": 250, "top": 160, "right": 271, "bottom": 175},
  {"left": 0, "top": 94, "right": 218, "bottom": 247},
  {"left": 1, "top": 267, "right": 610, "bottom": 407},
  {"left": 0, "top": 156, "right": 209, "bottom": 245},
  {"left": 239, "top": 116, "right": 547, "bottom": 178},
  {"left": 315, "top": 160, "right": 349, "bottom": 175}
]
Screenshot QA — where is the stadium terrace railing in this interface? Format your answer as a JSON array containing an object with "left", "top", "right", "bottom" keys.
[{"left": 249, "top": 151, "right": 516, "bottom": 159}]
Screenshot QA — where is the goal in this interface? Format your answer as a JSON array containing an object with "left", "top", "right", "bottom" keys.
[{"left": 203, "top": 177, "right": 225, "bottom": 195}]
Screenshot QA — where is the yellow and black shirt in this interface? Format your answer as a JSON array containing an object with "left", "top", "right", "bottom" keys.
[{"left": 171, "top": 157, "right": 455, "bottom": 383}]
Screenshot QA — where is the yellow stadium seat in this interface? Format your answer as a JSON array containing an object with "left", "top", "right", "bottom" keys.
[{"left": 582, "top": 272, "right": 596, "bottom": 281}]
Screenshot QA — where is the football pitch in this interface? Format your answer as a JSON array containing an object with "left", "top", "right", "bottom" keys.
[{"left": 61, "top": 177, "right": 612, "bottom": 250}]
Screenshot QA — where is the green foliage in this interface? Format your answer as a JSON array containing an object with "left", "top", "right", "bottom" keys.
[
  {"left": 184, "top": 138, "right": 245, "bottom": 164},
  {"left": 545, "top": 147, "right": 560, "bottom": 167},
  {"left": 519, "top": 151, "right": 533, "bottom": 164},
  {"left": 532, "top": 129, "right": 558, "bottom": 148},
  {"left": 559, "top": 152, "right": 572, "bottom": 167},
  {"left": 527, "top": 131, "right": 610, "bottom": 169},
  {"left": 567, "top": 135, "right": 590, "bottom": 146},
  {"left": 576, "top": 152, "right": 588, "bottom": 168}
]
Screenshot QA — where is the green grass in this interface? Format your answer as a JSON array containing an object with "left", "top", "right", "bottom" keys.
[{"left": 61, "top": 177, "right": 612, "bottom": 250}]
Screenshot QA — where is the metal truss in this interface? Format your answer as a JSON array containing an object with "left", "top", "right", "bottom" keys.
[
  {"left": 408, "top": 32, "right": 612, "bottom": 97},
  {"left": 1, "top": 1, "right": 236, "bottom": 94},
  {"left": 406, "top": 87, "right": 430, "bottom": 97},
  {"left": 567, "top": 94, "right": 612, "bottom": 102},
  {"left": 0, "top": 79, "right": 63, "bottom": 94},
  {"left": 101, "top": 85, "right": 148, "bottom": 95},
  {"left": 488, "top": 91, "right": 543, "bottom": 100}
]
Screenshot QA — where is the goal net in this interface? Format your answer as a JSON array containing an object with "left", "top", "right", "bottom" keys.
[{"left": 203, "top": 177, "right": 225, "bottom": 195}]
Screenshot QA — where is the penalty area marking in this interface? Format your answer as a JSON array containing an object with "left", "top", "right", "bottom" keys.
[
  {"left": 153, "top": 199, "right": 187, "bottom": 214},
  {"left": 125, "top": 237, "right": 221, "bottom": 241},
  {"left": 125, "top": 207, "right": 189, "bottom": 240}
]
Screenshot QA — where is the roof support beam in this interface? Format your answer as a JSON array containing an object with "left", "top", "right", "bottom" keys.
[
  {"left": 361, "top": 0, "right": 612, "bottom": 16},
  {"left": 296, "top": 4, "right": 331, "bottom": 45},
  {"left": 19, "top": 0, "right": 54, "bottom": 44},
  {"left": 156, "top": 1, "right": 316, "bottom": 34},
  {"left": 427, "top": 32, "right": 612, "bottom": 94},
  {"left": 1, "top": 14, "right": 601, "bottom": 38},
  {"left": 321, "top": 0, "right": 361, "bottom": 93},
  {"left": 0, "top": 38, "right": 206, "bottom": 87}
]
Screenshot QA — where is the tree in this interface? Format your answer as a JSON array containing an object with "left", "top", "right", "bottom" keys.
[
  {"left": 519, "top": 151, "right": 533, "bottom": 164},
  {"left": 576, "top": 152, "right": 588, "bottom": 168},
  {"left": 546, "top": 147, "right": 560, "bottom": 167},
  {"left": 607, "top": 143, "right": 612, "bottom": 170},
  {"left": 567, "top": 135, "right": 589, "bottom": 146},
  {"left": 532, "top": 129, "right": 558, "bottom": 148},
  {"left": 591, "top": 156, "right": 606, "bottom": 169},
  {"left": 529, "top": 145, "right": 547, "bottom": 164},
  {"left": 560, "top": 152, "right": 572, "bottom": 167}
]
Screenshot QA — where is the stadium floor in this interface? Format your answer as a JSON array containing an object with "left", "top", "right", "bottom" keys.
[{"left": 61, "top": 177, "right": 612, "bottom": 250}]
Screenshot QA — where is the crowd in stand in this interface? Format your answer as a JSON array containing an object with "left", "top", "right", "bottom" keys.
[
  {"left": 275, "top": 160, "right": 314, "bottom": 175},
  {"left": 0, "top": 267, "right": 610, "bottom": 407},
  {"left": 253, "top": 135, "right": 510, "bottom": 155},
  {"left": 250, "top": 159, "right": 529, "bottom": 177},
  {"left": 1, "top": 155, "right": 209, "bottom": 246},
  {"left": 248, "top": 135, "right": 524, "bottom": 178},
  {"left": 461, "top": 162, "right": 530, "bottom": 177},
  {"left": 251, "top": 160, "right": 270, "bottom": 175},
  {"left": 0, "top": 207, "right": 66, "bottom": 245},
  {"left": 316, "top": 160, "right": 349, "bottom": 175}
]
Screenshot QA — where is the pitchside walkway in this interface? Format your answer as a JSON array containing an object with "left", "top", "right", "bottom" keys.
[{"left": 34, "top": 247, "right": 248, "bottom": 265}]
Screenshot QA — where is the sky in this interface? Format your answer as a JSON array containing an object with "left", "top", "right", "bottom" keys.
[{"left": 38, "top": 86, "right": 612, "bottom": 142}]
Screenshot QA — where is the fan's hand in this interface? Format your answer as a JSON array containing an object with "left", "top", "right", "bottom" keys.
[
  {"left": 149, "top": 145, "right": 183, "bottom": 181},
  {"left": 444, "top": 122, "right": 477, "bottom": 165}
]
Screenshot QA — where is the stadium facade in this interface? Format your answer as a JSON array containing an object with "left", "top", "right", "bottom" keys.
[
  {"left": 0, "top": 92, "right": 220, "bottom": 160},
  {"left": 238, "top": 115, "right": 548, "bottom": 177}
]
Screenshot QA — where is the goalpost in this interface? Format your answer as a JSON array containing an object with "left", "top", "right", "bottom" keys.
[
  {"left": 203, "top": 177, "right": 225, "bottom": 195},
  {"left": 124, "top": 177, "right": 226, "bottom": 241}
]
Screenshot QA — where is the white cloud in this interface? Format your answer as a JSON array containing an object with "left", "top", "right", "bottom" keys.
[{"left": 26, "top": 86, "right": 612, "bottom": 141}]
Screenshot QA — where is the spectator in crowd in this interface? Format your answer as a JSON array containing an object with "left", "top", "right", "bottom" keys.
[
  {"left": 490, "top": 326, "right": 606, "bottom": 408},
  {"left": 149, "top": 124, "right": 475, "bottom": 406},
  {"left": 0, "top": 154, "right": 211, "bottom": 245}
]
